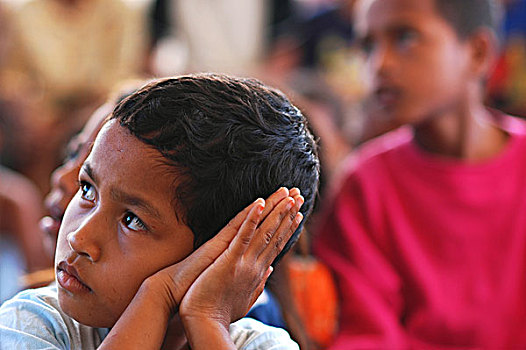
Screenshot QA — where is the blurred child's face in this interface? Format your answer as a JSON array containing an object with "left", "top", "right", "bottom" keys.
[
  {"left": 41, "top": 103, "right": 111, "bottom": 254},
  {"left": 54, "top": 120, "right": 195, "bottom": 327},
  {"left": 356, "top": 0, "right": 473, "bottom": 126}
]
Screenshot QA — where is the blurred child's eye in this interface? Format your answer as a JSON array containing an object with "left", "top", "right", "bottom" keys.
[
  {"left": 395, "top": 28, "right": 418, "bottom": 50},
  {"left": 80, "top": 181, "right": 96, "bottom": 202},
  {"left": 64, "top": 145, "right": 80, "bottom": 163},
  {"left": 63, "top": 139, "right": 82, "bottom": 163},
  {"left": 358, "top": 36, "right": 374, "bottom": 55},
  {"left": 123, "top": 212, "right": 147, "bottom": 232}
]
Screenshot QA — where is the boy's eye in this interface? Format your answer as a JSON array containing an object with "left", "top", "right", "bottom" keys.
[
  {"left": 123, "top": 212, "right": 147, "bottom": 232},
  {"left": 80, "top": 181, "right": 96, "bottom": 202},
  {"left": 358, "top": 37, "right": 374, "bottom": 55},
  {"left": 64, "top": 146, "right": 80, "bottom": 163},
  {"left": 395, "top": 28, "right": 418, "bottom": 50},
  {"left": 63, "top": 140, "right": 82, "bottom": 163}
]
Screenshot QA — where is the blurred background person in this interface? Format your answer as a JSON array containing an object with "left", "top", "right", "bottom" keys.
[
  {"left": 2, "top": 0, "right": 149, "bottom": 112},
  {"left": 0, "top": 0, "right": 151, "bottom": 194},
  {"left": 314, "top": 0, "right": 526, "bottom": 348},
  {"left": 150, "top": 0, "right": 269, "bottom": 76},
  {"left": 0, "top": 101, "right": 50, "bottom": 302}
]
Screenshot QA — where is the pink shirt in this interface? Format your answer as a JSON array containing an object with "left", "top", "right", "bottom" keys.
[{"left": 314, "top": 114, "right": 526, "bottom": 349}]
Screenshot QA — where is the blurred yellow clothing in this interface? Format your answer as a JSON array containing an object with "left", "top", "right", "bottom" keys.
[{"left": 3, "top": 0, "right": 148, "bottom": 109}]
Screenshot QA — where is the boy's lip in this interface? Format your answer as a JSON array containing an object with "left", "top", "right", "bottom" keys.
[
  {"left": 57, "top": 261, "right": 92, "bottom": 293},
  {"left": 373, "top": 86, "right": 401, "bottom": 108}
]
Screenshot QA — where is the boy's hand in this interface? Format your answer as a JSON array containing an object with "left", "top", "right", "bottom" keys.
[
  {"left": 100, "top": 188, "right": 304, "bottom": 350},
  {"left": 143, "top": 187, "right": 303, "bottom": 318},
  {"left": 178, "top": 190, "right": 304, "bottom": 332}
]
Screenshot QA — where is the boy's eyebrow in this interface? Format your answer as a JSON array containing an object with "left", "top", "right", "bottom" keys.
[
  {"left": 81, "top": 162, "right": 162, "bottom": 221},
  {"left": 359, "top": 17, "right": 420, "bottom": 34},
  {"left": 82, "top": 163, "right": 98, "bottom": 184},
  {"left": 109, "top": 187, "right": 162, "bottom": 221},
  {"left": 386, "top": 22, "right": 418, "bottom": 34}
]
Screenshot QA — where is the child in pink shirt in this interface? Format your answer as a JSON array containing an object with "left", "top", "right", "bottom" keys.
[{"left": 314, "top": 0, "right": 526, "bottom": 348}]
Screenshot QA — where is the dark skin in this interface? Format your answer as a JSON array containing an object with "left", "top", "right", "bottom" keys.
[
  {"left": 54, "top": 0, "right": 82, "bottom": 7},
  {"left": 356, "top": 0, "right": 508, "bottom": 162},
  {"left": 413, "top": 92, "right": 509, "bottom": 162}
]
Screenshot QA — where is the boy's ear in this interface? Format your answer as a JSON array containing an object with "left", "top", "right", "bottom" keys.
[{"left": 467, "top": 28, "right": 499, "bottom": 79}]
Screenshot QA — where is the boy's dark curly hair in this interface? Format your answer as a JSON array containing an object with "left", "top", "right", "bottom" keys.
[
  {"left": 434, "top": 0, "right": 502, "bottom": 40},
  {"left": 111, "top": 73, "right": 319, "bottom": 261}
]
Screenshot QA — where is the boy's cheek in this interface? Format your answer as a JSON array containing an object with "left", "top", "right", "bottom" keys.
[{"left": 58, "top": 196, "right": 83, "bottom": 235}]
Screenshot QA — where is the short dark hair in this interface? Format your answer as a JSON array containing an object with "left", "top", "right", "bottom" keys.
[
  {"left": 111, "top": 73, "right": 319, "bottom": 260},
  {"left": 433, "top": 0, "right": 502, "bottom": 40}
]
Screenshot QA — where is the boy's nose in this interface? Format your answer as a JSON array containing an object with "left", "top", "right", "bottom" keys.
[
  {"left": 369, "top": 45, "right": 395, "bottom": 78},
  {"left": 66, "top": 218, "right": 102, "bottom": 262}
]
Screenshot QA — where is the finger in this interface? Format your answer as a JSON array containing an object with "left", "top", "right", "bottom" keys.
[
  {"left": 228, "top": 198, "right": 265, "bottom": 257},
  {"left": 166, "top": 247, "right": 220, "bottom": 304},
  {"left": 259, "top": 187, "right": 289, "bottom": 221},
  {"left": 259, "top": 195, "right": 304, "bottom": 266},
  {"left": 245, "top": 195, "right": 296, "bottom": 259},
  {"left": 214, "top": 198, "right": 259, "bottom": 245},
  {"left": 289, "top": 187, "right": 300, "bottom": 198}
]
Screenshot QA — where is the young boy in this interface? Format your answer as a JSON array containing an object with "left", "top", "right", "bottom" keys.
[
  {"left": 314, "top": 0, "right": 526, "bottom": 348},
  {"left": 0, "top": 74, "right": 320, "bottom": 349}
]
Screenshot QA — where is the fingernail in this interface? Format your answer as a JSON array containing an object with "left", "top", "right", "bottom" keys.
[
  {"left": 295, "top": 212, "right": 304, "bottom": 224},
  {"left": 266, "top": 266, "right": 274, "bottom": 278},
  {"left": 254, "top": 198, "right": 265, "bottom": 209},
  {"left": 286, "top": 197, "right": 295, "bottom": 210},
  {"left": 290, "top": 187, "right": 300, "bottom": 196},
  {"left": 280, "top": 187, "right": 290, "bottom": 196},
  {"left": 296, "top": 195, "right": 304, "bottom": 207}
]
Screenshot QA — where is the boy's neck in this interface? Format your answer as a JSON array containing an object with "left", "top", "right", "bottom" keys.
[{"left": 412, "top": 100, "right": 509, "bottom": 162}]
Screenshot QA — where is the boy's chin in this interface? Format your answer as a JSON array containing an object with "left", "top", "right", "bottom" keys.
[{"left": 57, "top": 289, "right": 120, "bottom": 328}]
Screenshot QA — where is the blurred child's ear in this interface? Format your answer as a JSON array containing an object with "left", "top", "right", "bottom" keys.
[{"left": 467, "top": 28, "right": 499, "bottom": 80}]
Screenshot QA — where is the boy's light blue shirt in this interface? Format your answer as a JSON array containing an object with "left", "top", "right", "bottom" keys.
[{"left": 0, "top": 285, "right": 299, "bottom": 350}]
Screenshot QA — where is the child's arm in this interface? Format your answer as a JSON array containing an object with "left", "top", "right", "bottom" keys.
[{"left": 98, "top": 187, "right": 302, "bottom": 349}]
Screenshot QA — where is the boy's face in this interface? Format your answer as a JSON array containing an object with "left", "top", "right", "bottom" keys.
[
  {"left": 356, "top": 0, "right": 473, "bottom": 126},
  {"left": 54, "top": 120, "right": 195, "bottom": 328}
]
